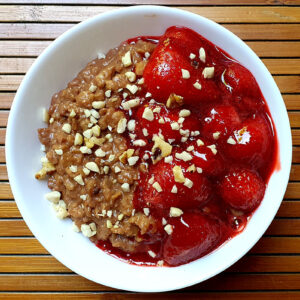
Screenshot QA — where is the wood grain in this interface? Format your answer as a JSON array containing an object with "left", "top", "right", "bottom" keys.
[{"left": 1, "top": 6, "right": 300, "bottom": 23}]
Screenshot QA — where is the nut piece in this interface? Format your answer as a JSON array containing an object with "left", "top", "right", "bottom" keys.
[
  {"left": 172, "top": 166, "right": 185, "bottom": 183},
  {"left": 125, "top": 71, "right": 136, "bottom": 82},
  {"left": 171, "top": 122, "right": 180, "bottom": 130},
  {"left": 92, "top": 101, "right": 105, "bottom": 109},
  {"left": 62, "top": 123, "right": 71, "bottom": 134},
  {"left": 133, "top": 139, "right": 146, "bottom": 147},
  {"left": 85, "top": 162, "right": 100, "bottom": 173},
  {"left": 227, "top": 136, "right": 236, "bottom": 145},
  {"left": 202, "top": 67, "right": 215, "bottom": 79},
  {"left": 53, "top": 200, "right": 68, "bottom": 219},
  {"left": 45, "top": 191, "right": 61, "bottom": 204},
  {"left": 193, "top": 81, "right": 202, "bottom": 90},
  {"left": 92, "top": 125, "right": 101, "bottom": 137},
  {"left": 199, "top": 47, "right": 206, "bottom": 63},
  {"left": 166, "top": 93, "right": 184, "bottom": 108},
  {"left": 207, "top": 144, "right": 217, "bottom": 155},
  {"left": 184, "top": 178, "right": 194, "bottom": 188},
  {"left": 164, "top": 224, "right": 173, "bottom": 235},
  {"left": 42, "top": 108, "right": 49, "bottom": 123},
  {"left": 105, "top": 90, "right": 111, "bottom": 98},
  {"left": 189, "top": 53, "right": 196, "bottom": 59},
  {"left": 122, "top": 51, "right": 132, "bottom": 67},
  {"left": 187, "top": 164, "right": 196, "bottom": 172},
  {"left": 126, "top": 84, "right": 138, "bottom": 94},
  {"left": 74, "top": 133, "right": 83, "bottom": 146},
  {"left": 35, "top": 161, "right": 56, "bottom": 180},
  {"left": 196, "top": 139, "right": 204, "bottom": 146},
  {"left": 171, "top": 185, "right": 178, "bottom": 193},
  {"left": 69, "top": 165, "right": 77, "bottom": 173},
  {"left": 151, "top": 135, "right": 173, "bottom": 164},
  {"left": 70, "top": 109, "right": 76, "bottom": 117},
  {"left": 128, "top": 156, "right": 139, "bottom": 166},
  {"left": 213, "top": 132, "right": 221, "bottom": 140},
  {"left": 121, "top": 99, "right": 140, "bottom": 110},
  {"left": 121, "top": 183, "right": 130, "bottom": 192},
  {"left": 54, "top": 149, "right": 63, "bottom": 156},
  {"left": 170, "top": 207, "right": 183, "bottom": 217},
  {"left": 117, "top": 118, "right": 127, "bottom": 134},
  {"left": 127, "top": 120, "right": 136, "bottom": 131},
  {"left": 83, "top": 129, "right": 93, "bottom": 139},
  {"left": 148, "top": 250, "right": 156, "bottom": 258},
  {"left": 143, "top": 208, "right": 150, "bottom": 216},
  {"left": 153, "top": 182, "right": 162, "bottom": 193},
  {"left": 142, "top": 107, "right": 154, "bottom": 121},
  {"left": 181, "top": 69, "right": 190, "bottom": 79},
  {"left": 81, "top": 223, "right": 97, "bottom": 237},
  {"left": 89, "top": 83, "right": 97, "bottom": 93},
  {"left": 175, "top": 151, "right": 193, "bottom": 162},
  {"left": 74, "top": 174, "right": 84, "bottom": 186},
  {"left": 179, "top": 109, "right": 191, "bottom": 117},
  {"left": 95, "top": 148, "right": 106, "bottom": 158}
]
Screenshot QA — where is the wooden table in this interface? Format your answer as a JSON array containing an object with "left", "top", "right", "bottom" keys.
[{"left": 0, "top": 1, "right": 300, "bottom": 299}]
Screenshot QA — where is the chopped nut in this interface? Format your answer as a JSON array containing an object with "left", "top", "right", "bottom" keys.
[
  {"left": 166, "top": 93, "right": 184, "bottom": 108},
  {"left": 158, "top": 117, "right": 165, "bottom": 124},
  {"left": 108, "top": 154, "right": 115, "bottom": 162},
  {"left": 127, "top": 119, "right": 136, "bottom": 131},
  {"left": 145, "top": 92, "right": 152, "bottom": 98},
  {"left": 107, "top": 210, "right": 113, "bottom": 218},
  {"left": 49, "top": 117, "right": 54, "bottom": 124},
  {"left": 207, "top": 144, "right": 217, "bottom": 155},
  {"left": 70, "top": 109, "right": 76, "bottom": 117},
  {"left": 105, "top": 90, "right": 111, "bottom": 98},
  {"left": 164, "top": 155, "right": 173, "bottom": 163},
  {"left": 85, "top": 162, "right": 100, "bottom": 173},
  {"left": 170, "top": 207, "right": 183, "bottom": 217},
  {"left": 80, "top": 146, "right": 92, "bottom": 154},
  {"left": 69, "top": 165, "right": 77, "bottom": 173},
  {"left": 122, "top": 50, "right": 132, "bottom": 67},
  {"left": 145, "top": 52, "right": 150, "bottom": 58},
  {"left": 142, "top": 128, "right": 149, "bottom": 136},
  {"left": 196, "top": 139, "right": 204, "bottom": 146},
  {"left": 184, "top": 178, "right": 194, "bottom": 188},
  {"left": 84, "top": 109, "right": 91, "bottom": 118},
  {"left": 175, "top": 151, "right": 193, "bottom": 161},
  {"left": 171, "top": 122, "right": 180, "bottom": 130},
  {"left": 153, "top": 107, "right": 161, "bottom": 114},
  {"left": 193, "top": 81, "right": 202, "bottom": 90},
  {"left": 89, "top": 83, "right": 97, "bottom": 93},
  {"left": 202, "top": 67, "right": 214, "bottom": 79},
  {"left": 74, "top": 133, "right": 83, "bottom": 146},
  {"left": 157, "top": 260, "right": 164, "bottom": 266},
  {"left": 54, "top": 149, "right": 63, "bottom": 156},
  {"left": 171, "top": 185, "right": 178, "bottom": 193},
  {"left": 151, "top": 135, "right": 173, "bottom": 164},
  {"left": 117, "top": 118, "right": 127, "bottom": 134},
  {"left": 143, "top": 208, "right": 150, "bottom": 216},
  {"left": 95, "top": 148, "right": 106, "bottom": 158},
  {"left": 153, "top": 182, "right": 162, "bottom": 192},
  {"left": 164, "top": 224, "right": 173, "bottom": 235},
  {"left": 62, "top": 123, "right": 71, "bottom": 134},
  {"left": 173, "top": 166, "right": 185, "bottom": 183},
  {"left": 83, "top": 129, "right": 93, "bottom": 139},
  {"left": 137, "top": 78, "right": 144, "bottom": 85},
  {"left": 97, "top": 52, "right": 106, "bottom": 59},
  {"left": 148, "top": 176, "right": 154, "bottom": 185},
  {"left": 121, "top": 98, "right": 140, "bottom": 110},
  {"left": 103, "top": 166, "right": 109, "bottom": 174},
  {"left": 45, "top": 191, "right": 61, "bottom": 204},
  {"left": 133, "top": 139, "right": 146, "bottom": 147},
  {"left": 142, "top": 107, "right": 154, "bottom": 121},
  {"left": 197, "top": 167, "right": 203, "bottom": 173},
  {"left": 187, "top": 145, "right": 194, "bottom": 152},
  {"left": 125, "top": 71, "right": 136, "bottom": 82},
  {"left": 127, "top": 149, "right": 134, "bottom": 158},
  {"left": 81, "top": 223, "right": 97, "bottom": 237},
  {"left": 181, "top": 137, "right": 188, "bottom": 143},
  {"left": 91, "top": 125, "right": 100, "bottom": 137},
  {"left": 80, "top": 194, "right": 87, "bottom": 201},
  {"left": 72, "top": 222, "right": 80, "bottom": 232},
  {"left": 106, "top": 220, "right": 113, "bottom": 229},
  {"left": 148, "top": 250, "right": 156, "bottom": 258},
  {"left": 90, "top": 109, "right": 100, "bottom": 119},
  {"left": 83, "top": 167, "right": 90, "bottom": 175},
  {"left": 42, "top": 108, "right": 49, "bottom": 123},
  {"left": 227, "top": 136, "right": 236, "bottom": 145},
  {"left": 74, "top": 174, "right": 84, "bottom": 186},
  {"left": 121, "top": 183, "right": 130, "bottom": 192},
  {"left": 181, "top": 69, "right": 190, "bottom": 79},
  {"left": 118, "top": 214, "right": 124, "bottom": 221},
  {"left": 114, "top": 166, "right": 121, "bottom": 173},
  {"left": 213, "top": 131, "right": 221, "bottom": 140},
  {"left": 179, "top": 109, "right": 191, "bottom": 117},
  {"left": 126, "top": 84, "right": 138, "bottom": 94},
  {"left": 189, "top": 53, "right": 196, "bottom": 59},
  {"left": 53, "top": 200, "right": 68, "bottom": 219},
  {"left": 35, "top": 161, "right": 56, "bottom": 180},
  {"left": 128, "top": 156, "right": 139, "bottom": 166},
  {"left": 92, "top": 101, "right": 105, "bottom": 109},
  {"left": 199, "top": 47, "right": 206, "bottom": 63},
  {"left": 187, "top": 164, "right": 196, "bottom": 173}
]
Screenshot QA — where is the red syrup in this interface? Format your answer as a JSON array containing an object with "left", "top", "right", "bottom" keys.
[{"left": 97, "top": 26, "right": 279, "bottom": 267}]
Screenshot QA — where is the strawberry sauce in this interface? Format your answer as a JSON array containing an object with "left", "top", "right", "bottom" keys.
[{"left": 97, "top": 26, "right": 279, "bottom": 267}]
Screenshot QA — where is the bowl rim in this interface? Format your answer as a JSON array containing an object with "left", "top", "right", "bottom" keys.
[{"left": 6, "top": 5, "right": 292, "bottom": 292}]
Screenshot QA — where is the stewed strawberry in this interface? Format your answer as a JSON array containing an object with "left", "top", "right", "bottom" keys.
[
  {"left": 221, "top": 114, "right": 274, "bottom": 170},
  {"left": 135, "top": 159, "right": 212, "bottom": 214},
  {"left": 219, "top": 167, "right": 266, "bottom": 211},
  {"left": 200, "top": 105, "right": 241, "bottom": 142},
  {"left": 163, "top": 212, "right": 222, "bottom": 265}
]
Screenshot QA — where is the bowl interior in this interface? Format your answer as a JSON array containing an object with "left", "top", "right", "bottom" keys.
[{"left": 6, "top": 5, "right": 292, "bottom": 292}]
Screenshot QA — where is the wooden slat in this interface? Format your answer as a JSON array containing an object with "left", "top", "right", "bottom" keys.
[
  {"left": 285, "top": 182, "right": 300, "bottom": 199},
  {"left": 289, "top": 164, "right": 300, "bottom": 181},
  {"left": 1, "top": 273, "right": 300, "bottom": 291},
  {"left": 0, "top": 220, "right": 32, "bottom": 236},
  {"left": 293, "top": 147, "right": 300, "bottom": 163},
  {"left": 1, "top": 23, "right": 300, "bottom": 40},
  {"left": 0, "top": 93, "right": 15, "bottom": 109},
  {"left": 292, "top": 129, "right": 300, "bottom": 145},
  {"left": 0, "top": 111, "right": 8, "bottom": 127},
  {"left": 2, "top": 75, "right": 299, "bottom": 92},
  {"left": 0, "top": 128, "right": 5, "bottom": 144},
  {"left": 2, "top": 57, "right": 300, "bottom": 75},
  {"left": 0, "top": 147, "right": 5, "bottom": 163},
  {"left": 0, "top": 6, "right": 300, "bottom": 23},
  {"left": 0, "top": 238, "right": 48, "bottom": 254},
  {"left": 251, "top": 237, "right": 300, "bottom": 254},
  {"left": 0, "top": 201, "right": 20, "bottom": 217},
  {"left": 0, "top": 292, "right": 300, "bottom": 300}
]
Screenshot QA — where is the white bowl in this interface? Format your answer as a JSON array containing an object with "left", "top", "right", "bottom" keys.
[{"left": 6, "top": 5, "right": 292, "bottom": 292}]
